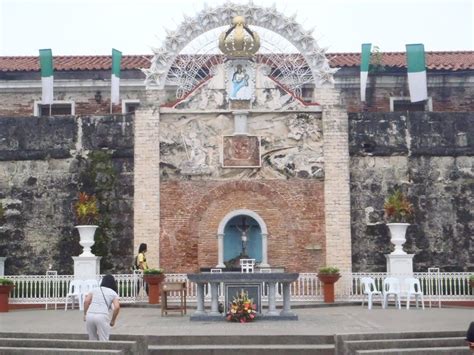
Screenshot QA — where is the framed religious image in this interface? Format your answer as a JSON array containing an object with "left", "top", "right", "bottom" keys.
[
  {"left": 222, "top": 135, "right": 261, "bottom": 168},
  {"left": 226, "top": 60, "right": 255, "bottom": 101}
]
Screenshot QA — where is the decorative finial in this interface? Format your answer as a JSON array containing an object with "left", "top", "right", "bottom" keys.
[{"left": 218, "top": 15, "right": 260, "bottom": 58}]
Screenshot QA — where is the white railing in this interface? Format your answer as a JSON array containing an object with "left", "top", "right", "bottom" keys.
[
  {"left": 341, "top": 272, "right": 474, "bottom": 301},
  {"left": 4, "top": 271, "right": 473, "bottom": 306},
  {"left": 7, "top": 273, "right": 139, "bottom": 306}
]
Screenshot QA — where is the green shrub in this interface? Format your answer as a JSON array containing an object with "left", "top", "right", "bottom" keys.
[
  {"left": 318, "top": 266, "right": 340, "bottom": 275},
  {"left": 144, "top": 268, "right": 164, "bottom": 275},
  {"left": 0, "top": 278, "right": 14, "bottom": 286}
]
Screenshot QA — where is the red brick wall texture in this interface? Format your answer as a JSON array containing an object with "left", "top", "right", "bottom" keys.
[{"left": 160, "top": 180, "right": 325, "bottom": 273}]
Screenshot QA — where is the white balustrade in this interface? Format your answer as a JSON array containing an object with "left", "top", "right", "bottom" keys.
[{"left": 3, "top": 271, "right": 472, "bottom": 305}]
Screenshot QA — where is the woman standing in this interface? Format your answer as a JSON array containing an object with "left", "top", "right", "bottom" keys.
[
  {"left": 83, "top": 274, "right": 120, "bottom": 341},
  {"left": 137, "top": 243, "right": 149, "bottom": 271},
  {"left": 136, "top": 243, "right": 149, "bottom": 295}
]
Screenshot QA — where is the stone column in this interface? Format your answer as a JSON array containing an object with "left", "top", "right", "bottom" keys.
[
  {"left": 194, "top": 283, "right": 206, "bottom": 315},
  {"left": 260, "top": 233, "right": 269, "bottom": 267},
  {"left": 134, "top": 107, "right": 161, "bottom": 268},
  {"left": 317, "top": 87, "right": 352, "bottom": 293},
  {"left": 266, "top": 281, "right": 278, "bottom": 316},
  {"left": 209, "top": 282, "right": 220, "bottom": 316},
  {"left": 216, "top": 233, "right": 225, "bottom": 268},
  {"left": 280, "top": 282, "right": 295, "bottom": 316}
]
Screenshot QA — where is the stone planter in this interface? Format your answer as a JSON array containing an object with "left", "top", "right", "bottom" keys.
[
  {"left": 143, "top": 274, "right": 165, "bottom": 304},
  {"left": 318, "top": 274, "right": 340, "bottom": 303},
  {"left": 0, "top": 284, "right": 15, "bottom": 312},
  {"left": 387, "top": 223, "right": 410, "bottom": 255},
  {"left": 75, "top": 225, "right": 98, "bottom": 257}
]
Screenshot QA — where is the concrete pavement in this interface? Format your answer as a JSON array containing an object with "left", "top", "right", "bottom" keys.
[{"left": 0, "top": 304, "right": 472, "bottom": 337}]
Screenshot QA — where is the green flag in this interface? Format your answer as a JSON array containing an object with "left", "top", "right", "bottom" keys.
[
  {"left": 39, "top": 49, "right": 54, "bottom": 104},
  {"left": 360, "top": 43, "right": 372, "bottom": 102},
  {"left": 406, "top": 44, "right": 427, "bottom": 102},
  {"left": 111, "top": 49, "right": 122, "bottom": 105}
]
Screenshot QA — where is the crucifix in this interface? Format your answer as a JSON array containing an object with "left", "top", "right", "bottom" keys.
[{"left": 236, "top": 217, "right": 250, "bottom": 256}]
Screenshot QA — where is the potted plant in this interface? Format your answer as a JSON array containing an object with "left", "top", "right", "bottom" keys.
[
  {"left": 384, "top": 189, "right": 414, "bottom": 255},
  {"left": 143, "top": 268, "right": 165, "bottom": 304},
  {"left": 226, "top": 290, "right": 257, "bottom": 323},
  {"left": 469, "top": 275, "right": 474, "bottom": 289},
  {"left": 74, "top": 192, "right": 99, "bottom": 257},
  {"left": 0, "top": 278, "right": 15, "bottom": 312},
  {"left": 317, "top": 266, "right": 340, "bottom": 303}
]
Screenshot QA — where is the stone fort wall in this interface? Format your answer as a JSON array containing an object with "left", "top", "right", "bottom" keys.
[{"left": 0, "top": 111, "right": 472, "bottom": 274}]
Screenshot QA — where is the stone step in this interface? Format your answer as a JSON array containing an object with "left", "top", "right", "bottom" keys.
[
  {"left": 0, "top": 332, "right": 148, "bottom": 354},
  {"left": 335, "top": 331, "right": 466, "bottom": 353},
  {"left": 336, "top": 330, "right": 465, "bottom": 342},
  {"left": 0, "top": 347, "right": 124, "bottom": 355},
  {"left": 147, "top": 334, "right": 335, "bottom": 346},
  {"left": 148, "top": 343, "right": 335, "bottom": 355},
  {"left": 344, "top": 336, "right": 465, "bottom": 352},
  {"left": 0, "top": 338, "right": 138, "bottom": 354},
  {"left": 355, "top": 346, "right": 471, "bottom": 354},
  {"left": 345, "top": 338, "right": 464, "bottom": 352}
]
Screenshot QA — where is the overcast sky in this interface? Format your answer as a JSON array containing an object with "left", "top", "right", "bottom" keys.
[{"left": 0, "top": 0, "right": 472, "bottom": 56}]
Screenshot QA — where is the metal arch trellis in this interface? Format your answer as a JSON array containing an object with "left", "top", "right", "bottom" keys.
[
  {"left": 143, "top": 2, "right": 338, "bottom": 99},
  {"left": 164, "top": 27, "right": 319, "bottom": 100}
]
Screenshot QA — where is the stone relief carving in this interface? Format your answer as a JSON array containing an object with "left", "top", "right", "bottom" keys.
[
  {"left": 180, "top": 130, "right": 211, "bottom": 175},
  {"left": 159, "top": 113, "right": 324, "bottom": 180},
  {"left": 287, "top": 113, "right": 322, "bottom": 141},
  {"left": 267, "top": 148, "right": 324, "bottom": 179}
]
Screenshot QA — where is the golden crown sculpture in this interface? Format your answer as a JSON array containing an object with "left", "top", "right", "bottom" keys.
[{"left": 218, "top": 16, "right": 260, "bottom": 58}]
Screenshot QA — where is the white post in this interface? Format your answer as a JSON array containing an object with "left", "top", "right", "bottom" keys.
[
  {"left": 0, "top": 257, "right": 5, "bottom": 276},
  {"left": 233, "top": 111, "right": 248, "bottom": 135},
  {"left": 260, "top": 233, "right": 270, "bottom": 267},
  {"left": 216, "top": 233, "right": 225, "bottom": 268},
  {"left": 73, "top": 256, "right": 101, "bottom": 280}
]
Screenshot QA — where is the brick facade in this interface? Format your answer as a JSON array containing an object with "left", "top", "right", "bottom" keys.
[{"left": 159, "top": 180, "right": 325, "bottom": 273}]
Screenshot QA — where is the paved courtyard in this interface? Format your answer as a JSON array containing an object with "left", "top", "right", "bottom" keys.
[{"left": 0, "top": 305, "right": 472, "bottom": 337}]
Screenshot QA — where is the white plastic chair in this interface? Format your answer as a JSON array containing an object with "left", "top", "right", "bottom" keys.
[
  {"left": 240, "top": 259, "right": 255, "bottom": 273},
  {"left": 383, "top": 277, "right": 401, "bottom": 309},
  {"left": 64, "top": 280, "right": 83, "bottom": 311},
  {"left": 405, "top": 277, "right": 425, "bottom": 310},
  {"left": 360, "top": 277, "right": 383, "bottom": 310}
]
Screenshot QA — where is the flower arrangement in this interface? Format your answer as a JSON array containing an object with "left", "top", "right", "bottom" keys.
[
  {"left": 226, "top": 290, "right": 257, "bottom": 323},
  {"left": 74, "top": 192, "right": 99, "bottom": 225},
  {"left": 383, "top": 189, "right": 414, "bottom": 223}
]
